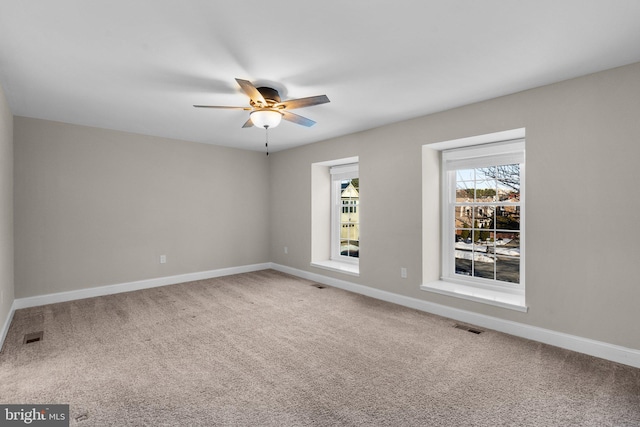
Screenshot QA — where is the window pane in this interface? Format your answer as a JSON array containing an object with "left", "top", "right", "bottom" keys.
[
  {"left": 498, "top": 184, "right": 520, "bottom": 202},
  {"left": 495, "top": 232, "right": 520, "bottom": 255},
  {"left": 456, "top": 184, "right": 474, "bottom": 201},
  {"left": 477, "top": 164, "right": 519, "bottom": 187},
  {"left": 340, "top": 242, "right": 359, "bottom": 258},
  {"left": 340, "top": 218, "right": 359, "bottom": 258},
  {"left": 351, "top": 177, "right": 359, "bottom": 192},
  {"left": 472, "top": 250, "right": 495, "bottom": 280},
  {"left": 454, "top": 232, "right": 472, "bottom": 276},
  {"left": 475, "top": 176, "right": 496, "bottom": 202},
  {"left": 456, "top": 169, "right": 474, "bottom": 182},
  {"left": 455, "top": 206, "right": 473, "bottom": 230},
  {"left": 496, "top": 207, "right": 520, "bottom": 231},
  {"left": 487, "top": 164, "right": 520, "bottom": 201},
  {"left": 455, "top": 257, "right": 472, "bottom": 277},
  {"left": 455, "top": 227, "right": 472, "bottom": 243},
  {"left": 473, "top": 206, "right": 495, "bottom": 232},
  {"left": 496, "top": 257, "right": 519, "bottom": 283},
  {"left": 456, "top": 187, "right": 474, "bottom": 201},
  {"left": 495, "top": 231, "right": 519, "bottom": 283},
  {"left": 456, "top": 169, "right": 475, "bottom": 201},
  {"left": 455, "top": 231, "right": 472, "bottom": 245}
]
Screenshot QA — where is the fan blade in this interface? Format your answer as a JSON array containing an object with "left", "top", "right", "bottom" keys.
[
  {"left": 242, "top": 117, "right": 254, "bottom": 128},
  {"left": 276, "top": 95, "right": 330, "bottom": 110},
  {"left": 235, "top": 78, "right": 267, "bottom": 106},
  {"left": 193, "top": 105, "right": 252, "bottom": 110},
  {"left": 282, "top": 111, "right": 316, "bottom": 127}
]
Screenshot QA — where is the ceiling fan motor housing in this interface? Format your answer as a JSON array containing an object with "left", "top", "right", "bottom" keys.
[{"left": 256, "top": 87, "right": 281, "bottom": 105}]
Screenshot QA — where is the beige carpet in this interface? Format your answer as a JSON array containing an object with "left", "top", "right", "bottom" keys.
[{"left": 1, "top": 270, "right": 639, "bottom": 426}]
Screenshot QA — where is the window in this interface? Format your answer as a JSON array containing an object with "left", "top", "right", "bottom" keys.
[
  {"left": 421, "top": 129, "right": 526, "bottom": 312},
  {"left": 311, "top": 156, "right": 359, "bottom": 276},
  {"left": 331, "top": 164, "right": 359, "bottom": 262},
  {"left": 442, "top": 140, "right": 524, "bottom": 290}
]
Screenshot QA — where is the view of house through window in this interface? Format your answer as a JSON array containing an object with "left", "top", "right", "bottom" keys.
[
  {"left": 339, "top": 178, "right": 359, "bottom": 258},
  {"left": 454, "top": 164, "right": 521, "bottom": 283},
  {"left": 330, "top": 164, "right": 359, "bottom": 262}
]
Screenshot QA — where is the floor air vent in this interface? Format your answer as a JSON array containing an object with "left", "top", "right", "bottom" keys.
[
  {"left": 454, "top": 324, "right": 483, "bottom": 334},
  {"left": 23, "top": 331, "right": 44, "bottom": 344}
]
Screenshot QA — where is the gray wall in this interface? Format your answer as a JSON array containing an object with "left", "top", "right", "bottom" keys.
[
  {"left": 14, "top": 118, "right": 270, "bottom": 298},
  {"left": 0, "top": 84, "right": 14, "bottom": 328},
  {"left": 269, "top": 62, "right": 640, "bottom": 350}
]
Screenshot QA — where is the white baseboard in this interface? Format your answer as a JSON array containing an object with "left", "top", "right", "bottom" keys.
[
  {"left": 271, "top": 263, "right": 640, "bottom": 369},
  {"left": 12, "top": 263, "right": 271, "bottom": 310},
  {"left": 0, "top": 301, "right": 16, "bottom": 353}
]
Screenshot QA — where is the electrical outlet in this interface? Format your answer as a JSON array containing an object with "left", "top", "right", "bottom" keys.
[
  {"left": 284, "top": 246, "right": 288, "bottom": 254},
  {"left": 401, "top": 267, "right": 407, "bottom": 279},
  {"left": 160, "top": 255, "right": 167, "bottom": 264}
]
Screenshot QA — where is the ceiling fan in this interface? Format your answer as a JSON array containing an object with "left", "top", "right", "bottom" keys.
[{"left": 194, "top": 78, "right": 330, "bottom": 129}]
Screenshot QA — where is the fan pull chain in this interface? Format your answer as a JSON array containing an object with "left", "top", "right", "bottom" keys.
[{"left": 265, "top": 125, "right": 269, "bottom": 156}]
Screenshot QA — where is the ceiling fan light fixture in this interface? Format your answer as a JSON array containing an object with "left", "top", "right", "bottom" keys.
[{"left": 250, "top": 109, "right": 283, "bottom": 129}]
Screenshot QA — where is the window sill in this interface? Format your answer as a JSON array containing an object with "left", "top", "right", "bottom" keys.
[
  {"left": 311, "top": 260, "right": 359, "bottom": 277},
  {"left": 420, "top": 280, "right": 527, "bottom": 312}
]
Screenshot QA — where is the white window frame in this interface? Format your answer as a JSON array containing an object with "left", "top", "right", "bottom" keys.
[
  {"left": 441, "top": 139, "right": 525, "bottom": 291},
  {"left": 311, "top": 156, "right": 359, "bottom": 277},
  {"left": 330, "top": 163, "right": 359, "bottom": 264},
  {"left": 420, "top": 128, "right": 527, "bottom": 312}
]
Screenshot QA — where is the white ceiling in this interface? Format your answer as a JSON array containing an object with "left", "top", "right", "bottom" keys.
[{"left": 1, "top": 1, "right": 640, "bottom": 153}]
